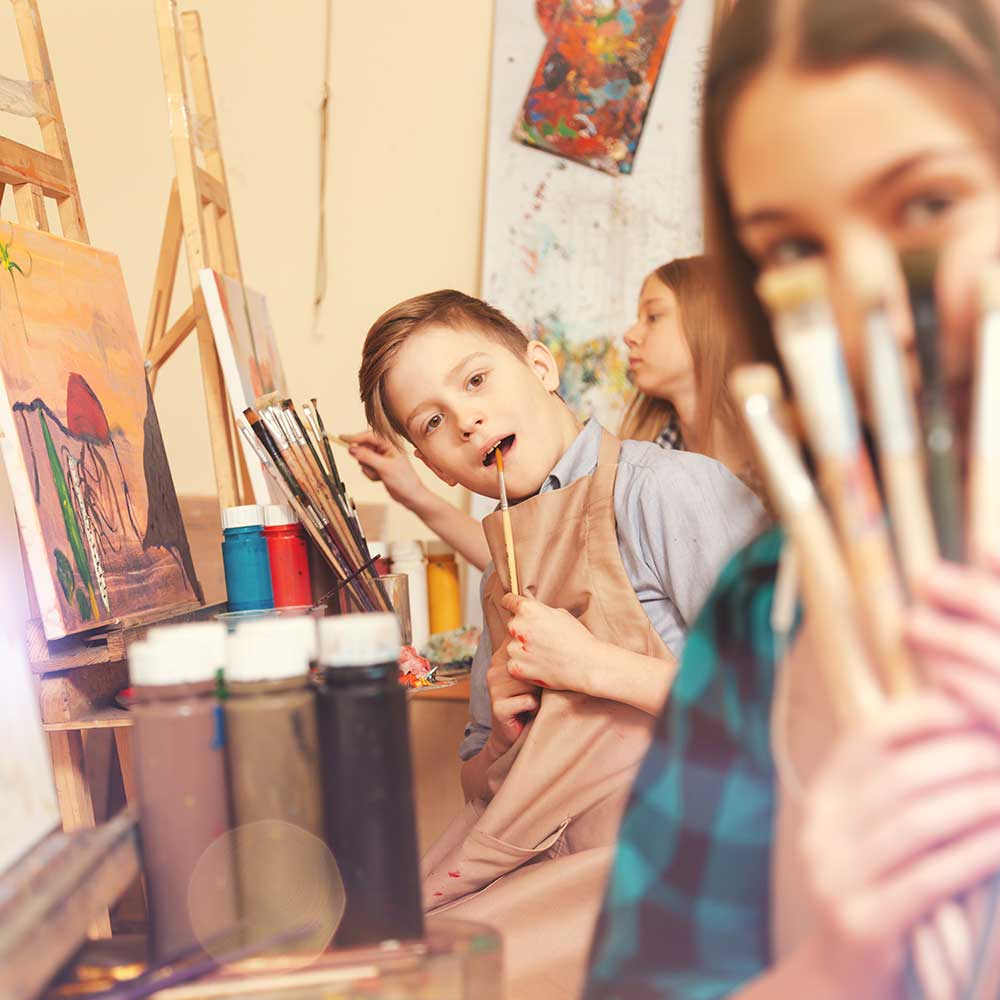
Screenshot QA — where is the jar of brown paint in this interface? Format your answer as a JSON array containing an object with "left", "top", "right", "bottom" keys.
[{"left": 129, "top": 623, "right": 236, "bottom": 962}]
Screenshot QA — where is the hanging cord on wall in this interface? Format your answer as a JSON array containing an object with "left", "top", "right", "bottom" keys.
[{"left": 313, "top": 0, "right": 333, "bottom": 336}]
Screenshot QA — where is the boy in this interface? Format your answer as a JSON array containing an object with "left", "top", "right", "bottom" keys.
[{"left": 358, "top": 289, "right": 765, "bottom": 1000}]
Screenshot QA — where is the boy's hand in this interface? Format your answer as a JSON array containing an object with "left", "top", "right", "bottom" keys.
[
  {"left": 343, "top": 430, "right": 430, "bottom": 511},
  {"left": 486, "top": 640, "right": 538, "bottom": 755},
  {"left": 499, "top": 593, "right": 604, "bottom": 696}
]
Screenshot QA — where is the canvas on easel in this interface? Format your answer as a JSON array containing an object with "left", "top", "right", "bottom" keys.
[
  {"left": 0, "top": 223, "right": 203, "bottom": 639},
  {"left": 200, "top": 268, "right": 287, "bottom": 505}
]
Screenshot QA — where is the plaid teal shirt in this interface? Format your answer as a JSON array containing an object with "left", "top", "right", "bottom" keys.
[{"left": 585, "top": 528, "right": 787, "bottom": 1000}]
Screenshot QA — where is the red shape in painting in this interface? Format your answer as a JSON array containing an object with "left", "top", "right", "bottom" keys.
[{"left": 66, "top": 372, "right": 110, "bottom": 442}]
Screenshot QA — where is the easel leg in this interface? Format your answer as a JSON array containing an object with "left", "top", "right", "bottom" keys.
[
  {"left": 113, "top": 727, "right": 149, "bottom": 922},
  {"left": 48, "top": 731, "right": 113, "bottom": 938}
]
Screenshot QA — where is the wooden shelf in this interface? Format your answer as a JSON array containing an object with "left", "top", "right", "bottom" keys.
[
  {"left": 40, "top": 679, "right": 471, "bottom": 732},
  {"left": 43, "top": 706, "right": 132, "bottom": 732}
]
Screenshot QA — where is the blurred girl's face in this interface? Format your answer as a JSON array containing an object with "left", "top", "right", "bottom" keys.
[
  {"left": 723, "top": 59, "right": 1000, "bottom": 400},
  {"left": 623, "top": 275, "right": 695, "bottom": 398}
]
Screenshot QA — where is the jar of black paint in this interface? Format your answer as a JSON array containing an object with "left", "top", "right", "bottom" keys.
[{"left": 315, "top": 613, "right": 424, "bottom": 947}]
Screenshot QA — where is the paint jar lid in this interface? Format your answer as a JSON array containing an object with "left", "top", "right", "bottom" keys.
[
  {"left": 389, "top": 539, "right": 424, "bottom": 563},
  {"left": 130, "top": 621, "right": 227, "bottom": 685},
  {"left": 263, "top": 504, "right": 296, "bottom": 528},
  {"left": 426, "top": 540, "right": 455, "bottom": 559},
  {"left": 227, "top": 616, "right": 316, "bottom": 682},
  {"left": 318, "top": 613, "right": 400, "bottom": 668},
  {"left": 223, "top": 504, "right": 264, "bottom": 530}
]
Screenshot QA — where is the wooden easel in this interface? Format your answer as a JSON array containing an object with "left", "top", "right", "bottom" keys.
[
  {"left": 0, "top": 0, "right": 227, "bottom": 937},
  {"left": 144, "top": 0, "right": 250, "bottom": 511}
]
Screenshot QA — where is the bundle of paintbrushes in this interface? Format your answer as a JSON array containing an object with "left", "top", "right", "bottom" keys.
[
  {"left": 238, "top": 397, "right": 390, "bottom": 614},
  {"left": 731, "top": 252, "right": 1000, "bottom": 1000}
]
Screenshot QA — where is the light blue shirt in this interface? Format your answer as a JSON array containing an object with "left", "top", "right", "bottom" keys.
[{"left": 460, "top": 419, "right": 767, "bottom": 760}]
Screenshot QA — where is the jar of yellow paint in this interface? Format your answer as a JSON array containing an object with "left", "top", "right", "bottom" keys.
[{"left": 426, "top": 541, "right": 461, "bottom": 635}]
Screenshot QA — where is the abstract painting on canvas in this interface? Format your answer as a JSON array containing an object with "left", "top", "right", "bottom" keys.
[
  {"left": 0, "top": 224, "right": 202, "bottom": 640},
  {"left": 514, "top": 0, "right": 684, "bottom": 175},
  {"left": 200, "top": 269, "right": 288, "bottom": 505}
]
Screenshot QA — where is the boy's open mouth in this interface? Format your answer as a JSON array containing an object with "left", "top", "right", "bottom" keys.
[{"left": 483, "top": 434, "right": 515, "bottom": 468}]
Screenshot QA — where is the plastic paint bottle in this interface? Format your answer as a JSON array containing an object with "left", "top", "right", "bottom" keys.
[
  {"left": 221, "top": 504, "right": 274, "bottom": 612},
  {"left": 426, "top": 541, "right": 462, "bottom": 635},
  {"left": 224, "top": 616, "right": 326, "bottom": 952},
  {"left": 315, "top": 613, "right": 423, "bottom": 947},
  {"left": 388, "top": 540, "right": 429, "bottom": 651},
  {"left": 129, "top": 623, "right": 236, "bottom": 961},
  {"left": 262, "top": 504, "right": 313, "bottom": 608}
]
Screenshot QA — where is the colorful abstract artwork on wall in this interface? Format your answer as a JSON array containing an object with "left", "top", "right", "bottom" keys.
[
  {"left": 514, "top": 0, "right": 685, "bottom": 175},
  {"left": 200, "top": 269, "right": 288, "bottom": 505},
  {"left": 0, "top": 224, "right": 202, "bottom": 640}
]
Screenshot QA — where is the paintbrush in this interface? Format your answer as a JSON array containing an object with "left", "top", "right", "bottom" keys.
[
  {"left": 242, "top": 414, "right": 375, "bottom": 611},
  {"left": 944, "top": 263, "right": 1000, "bottom": 1000},
  {"left": 239, "top": 421, "right": 373, "bottom": 611},
  {"left": 860, "top": 285, "right": 939, "bottom": 593},
  {"left": 730, "top": 364, "right": 881, "bottom": 720},
  {"left": 287, "top": 401, "right": 368, "bottom": 559},
  {"left": 903, "top": 247, "right": 964, "bottom": 562},
  {"left": 299, "top": 400, "right": 388, "bottom": 609},
  {"left": 310, "top": 398, "right": 345, "bottom": 494},
  {"left": 758, "top": 262, "right": 915, "bottom": 695},
  {"left": 489, "top": 444, "right": 519, "bottom": 597},
  {"left": 969, "top": 263, "right": 1000, "bottom": 565},
  {"left": 102, "top": 921, "right": 318, "bottom": 1000}
]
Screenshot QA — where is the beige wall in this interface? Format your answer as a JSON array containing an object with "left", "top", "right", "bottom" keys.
[{"left": 0, "top": 0, "right": 492, "bottom": 609}]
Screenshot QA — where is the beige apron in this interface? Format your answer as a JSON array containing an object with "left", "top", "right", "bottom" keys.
[{"left": 422, "top": 430, "right": 672, "bottom": 1000}]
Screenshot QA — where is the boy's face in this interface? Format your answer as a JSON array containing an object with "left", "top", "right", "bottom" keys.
[{"left": 383, "top": 324, "right": 578, "bottom": 500}]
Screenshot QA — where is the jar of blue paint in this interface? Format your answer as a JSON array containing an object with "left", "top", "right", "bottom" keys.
[{"left": 222, "top": 504, "right": 274, "bottom": 612}]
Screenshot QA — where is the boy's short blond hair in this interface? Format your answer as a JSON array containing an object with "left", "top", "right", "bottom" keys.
[{"left": 359, "top": 289, "right": 530, "bottom": 443}]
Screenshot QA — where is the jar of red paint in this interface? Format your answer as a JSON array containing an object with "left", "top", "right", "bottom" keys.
[{"left": 262, "top": 504, "right": 313, "bottom": 608}]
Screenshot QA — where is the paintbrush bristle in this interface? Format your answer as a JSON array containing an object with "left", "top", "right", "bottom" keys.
[
  {"left": 756, "top": 261, "right": 828, "bottom": 315},
  {"left": 730, "top": 363, "right": 784, "bottom": 408},
  {"left": 845, "top": 245, "right": 900, "bottom": 311},
  {"left": 495, "top": 447, "right": 511, "bottom": 510},
  {"left": 255, "top": 391, "right": 283, "bottom": 410}
]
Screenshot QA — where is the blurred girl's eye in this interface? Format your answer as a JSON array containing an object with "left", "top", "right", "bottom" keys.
[
  {"left": 760, "top": 235, "right": 822, "bottom": 269},
  {"left": 897, "top": 189, "right": 956, "bottom": 229},
  {"left": 467, "top": 372, "right": 486, "bottom": 390},
  {"left": 424, "top": 413, "right": 443, "bottom": 436},
  {"left": 646, "top": 313, "right": 662, "bottom": 323}
]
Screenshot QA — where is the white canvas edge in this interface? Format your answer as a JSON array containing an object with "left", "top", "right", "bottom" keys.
[
  {"left": 0, "top": 621, "right": 59, "bottom": 874},
  {"left": 0, "top": 372, "right": 65, "bottom": 639},
  {"left": 199, "top": 268, "right": 273, "bottom": 506}
]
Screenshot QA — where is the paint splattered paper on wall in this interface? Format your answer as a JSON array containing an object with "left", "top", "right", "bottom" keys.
[
  {"left": 200, "top": 269, "right": 288, "bottom": 504},
  {"left": 515, "top": 0, "right": 685, "bottom": 175},
  {"left": 0, "top": 224, "right": 202, "bottom": 640}
]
